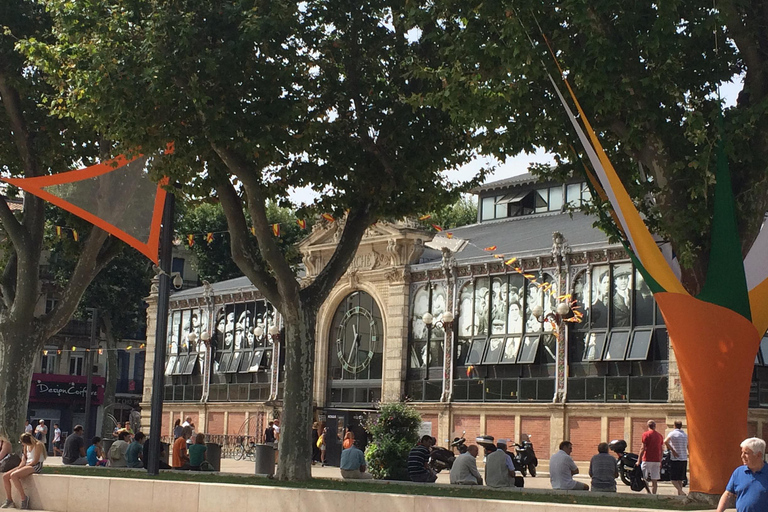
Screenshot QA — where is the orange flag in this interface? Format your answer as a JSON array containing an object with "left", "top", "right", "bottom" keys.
[
  {"left": 250, "top": 226, "right": 256, "bottom": 235},
  {"left": 187, "top": 234, "right": 194, "bottom": 247},
  {"left": 55, "top": 226, "right": 62, "bottom": 237},
  {"left": 419, "top": 214, "right": 431, "bottom": 220},
  {"left": 321, "top": 213, "right": 335, "bottom": 222},
  {"left": 272, "top": 224, "right": 280, "bottom": 237},
  {"left": 297, "top": 219, "right": 307, "bottom": 229},
  {"left": 484, "top": 245, "right": 497, "bottom": 252},
  {"left": 72, "top": 230, "right": 79, "bottom": 242},
  {"left": 206, "top": 232, "right": 214, "bottom": 244},
  {"left": 431, "top": 224, "right": 443, "bottom": 232}
]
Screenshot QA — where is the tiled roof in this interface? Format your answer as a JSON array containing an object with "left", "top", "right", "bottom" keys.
[{"left": 470, "top": 173, "right": 536, "bottom": 194}]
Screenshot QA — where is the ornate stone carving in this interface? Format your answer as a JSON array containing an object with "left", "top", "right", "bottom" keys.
[
  {"left": 347, "top": 269, "right": 360, "bottom": 287},
  {"left": 302, "top": 252, "right": 319, "bottom": 276}
]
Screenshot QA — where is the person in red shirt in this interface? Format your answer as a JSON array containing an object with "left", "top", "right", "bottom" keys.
[{"left": 636, "top": 420, "right": 664, "bottom": 494}]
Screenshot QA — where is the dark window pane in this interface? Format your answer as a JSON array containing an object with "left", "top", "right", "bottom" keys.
[
  {"left": 540, "top": 334, "right": 557, "bottom": 364},
  {"left": 455, "top": 339, "right": 472, "bottom": 367},
  {"left": 342, "top": 388, "right": 354, "bottom": 403},
  {"left": 491, "top": 277, "right": 507, "bottom": 335},
  {"left": 501, "top": 379, "right": 518, "bottom": 401},
  {"left": 606, "top": 377, "right": 628, "bottom": 401},
  {"left": 453, "top": 381, "right": 468, "bottom": 401},
  {"left": 475, "top": 278, "right": 490, "bottom": 336},
  {"left": 500, "top": 336, "right": 521, "bottom": 364},
  {"left": 164, "top": 386, "right": 173, "bottom": 401},
  {"left": 481, "top": 196, "right": 495, "bottom": 220},
  {"left": 760, "top": 337, "right": 768, "bottom": 366},
  {"left": 586, "top": 378, "right": 605, "bottom": 400},
  {"left": 405, "top": 381, "right": 423, "bottom": 401},
  {"left": 483, "top": 338, "right": 504, "bottom": 364},
  {"left": 650, "top": 377, "right": 668, "bottom": 401},
  {"left": 410, "top": 340, "right": 427, "bottom": 369},
  {"left": 468, "top": 381, "right": 484, "bottom": 400},
  {"left": 537, "top": 379, "right": 555, "bottom": 400},
  {"left": 331, "top": 388, "right": 342, "bottom": 403},
  {"left": 458, "top": 283, "right": 474, "bottom": 338},
  {"left": 519, "top": 379, "right": 537, "bottom": 400},
  {"left": 634, "top": 269, "right": 654, "bottom": 325},
  {"left": 173, "top": 386, "right": 184, "bottom": 401},
  {"left": 428, "top": 338, "right": 444, "bottom": 368},
  {"left": 424, "top": 381, "right": 442, "bottom": 401},
  {"left": 571, "top": 272, "right": 588, "bottom": 331},
  {"left": 356, "top": 388, "right": 369, "bottom": 403},
  {"left": 627, "top": 329, "right": 653, "bottom": 360},
  {"left": 370, "top": 388, "right": 382, "bottom": 402},
  {"left": 517, "top": 336, "right": 540, "bottom": 364},
  {"left": 466, "top": 339, "right": 487, "bottom": 365},
  {"left": 605, "top": 331, "right": 630, "bottom": 361},
  {"left": 568, "top": 378, "right": 586, "bottom": 401},
  {"left": 629, "top": 377, "right": 651, "bottom": 401},
  {"left": 485, "top": 380, "right": 503, "bottom": 401}
]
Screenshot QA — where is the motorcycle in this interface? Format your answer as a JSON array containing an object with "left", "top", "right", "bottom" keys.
[
  {"left": 429, "top": 431, "right": 467, "bottom": 473},
  {"left": 609, "top": 439, "right": 639, "bottom": 486},
  {"left": 513, "top": 434, "right": 538, "bottom": 477}
]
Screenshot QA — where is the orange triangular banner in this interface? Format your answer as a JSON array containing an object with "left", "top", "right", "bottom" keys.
[{"left": 3, "top": 153, "right": 168, "bottom": 263}]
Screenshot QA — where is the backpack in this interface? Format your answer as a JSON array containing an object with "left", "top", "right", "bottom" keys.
[
  {"left": 629, "top": 466, "right": 647, "bottom": 492},
  {"left": 108, "top": 442, "right": 124, "bottom": 461}
]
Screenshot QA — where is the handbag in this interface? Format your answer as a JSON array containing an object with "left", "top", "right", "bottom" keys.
[{"left": 0, "top": 452, "right": 22, "bottom": 473}]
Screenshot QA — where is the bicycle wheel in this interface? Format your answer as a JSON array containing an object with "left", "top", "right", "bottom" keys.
[{"left": 234, "top": 444, "right": 246, "bottom": 461}]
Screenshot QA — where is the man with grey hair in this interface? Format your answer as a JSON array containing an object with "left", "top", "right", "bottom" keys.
[
  {"left": 485, "top": 441, "right": 516, "bottom": 488},
  {"left": 717, "top": 437, "right": 768, "bottom": 512},
  {"left": 450, "top": 445, "right": 483, "bottom": 485},
  {"left": 589, "top": 442, "right": 618, "bottom": 492}
]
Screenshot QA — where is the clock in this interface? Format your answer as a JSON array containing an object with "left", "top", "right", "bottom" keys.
[{"left": 336, "top": 305, "right": 378, "bottom": 373}]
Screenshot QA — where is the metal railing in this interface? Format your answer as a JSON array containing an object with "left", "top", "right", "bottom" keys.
[{"left": 161, "top": 433, "right": 265, "bottom": 459}]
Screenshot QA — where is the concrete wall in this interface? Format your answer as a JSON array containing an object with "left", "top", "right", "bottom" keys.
[{"left": 1, "top": 474, "right": 691, "bottom": 512}]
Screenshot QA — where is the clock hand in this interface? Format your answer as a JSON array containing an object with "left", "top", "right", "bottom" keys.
[{"left": 348, "top": 333, "right": 360, "bottom": 364}]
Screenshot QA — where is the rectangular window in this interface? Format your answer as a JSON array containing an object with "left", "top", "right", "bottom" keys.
[
  {"left": 500, "top": 336, "right": 521, "bottom": 364},
  {"left": 604, "top": 331, "right": 630, "bottom": 360},
  {"left": 171, "top": 257, "right": 185, "bottom": 279},
  {"left": 582, "top": 332, "right": 607, "bottom": 361},
  {"left": 173, "top": 354, "right": 188, "bottom": 375},
  {"left": 41, "top": 353, "right": 57, "bottom": 374},
  {"left": 760, "top": 337, "right": 768, "bottom": 366},
  {"left": 626, "top": 329, "right": 653, "bottom": 360},
  {"left": 165, "top": 355, "right": 177, "bottom": 376},
  {"left": 535, "top": 189, "right": 549, "bottom": 213},
  {"left": 517, "top": 335, "right": 540, "bottom": 364},
  {"left": 481, "top": 197, "right": 495, "bottom": 221},
  {"left": 238, "top": 351, "right": 252, "bottom": 373},
  {"left": 567, "top": 183, "right": 582, "bottom": 206},
  {"left": 483, "top": 338, "right": 505, "bottom": 364},
  {"left": 494, "top": 196, "right": 507, "bottom": 219},
  {"left": 182, "top": 354, "right": 198, "bottom": 375},
  {"left": 548, "top": 186, "right": 563, "bottom": 211},
  {"left": 466, "top": 339, "right": 487, "bottom": 365},
  {"left": 217, "top": 352, "right": 232, "bottom": 374},
  {"left": 69, "top": 355, "right": 84, "bottom": 376}
]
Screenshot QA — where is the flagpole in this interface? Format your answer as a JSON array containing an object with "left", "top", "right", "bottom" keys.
[{"left": 147, "top": 192, "right": 174, "bottom": 475}]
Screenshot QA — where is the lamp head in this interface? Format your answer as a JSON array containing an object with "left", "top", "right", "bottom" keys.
[
  {"left": 556, "top": 302, "right": 571, "bottom": 316},
  {"left": 200, "top": 331, "right": 211, "bottom": 342},
  {"left": 422, "top": 312, "right": 434, "bottom": 326},
  {"left": 440, "top": 311, "right": 454, "bottom": 324},
  {"left": 531, "top": 304, "right": 544, "bottom": 321},
  {"left": 187, "top": 332, "right": 197, "bottom": 343},
  {"left": 172, "top": 273, "right": 184, "bottom": 289},
  {"left": 268, "top": 324, "right": 279, "bottom": 336},
  {"left": 253, "top": 326, "right": 264, "bottom": 337}
]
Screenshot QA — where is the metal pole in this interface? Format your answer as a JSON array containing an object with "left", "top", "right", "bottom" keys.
[
  {"left": 147, "top": 193, "right": 174, "bottom": 475},
  {"left": 84, "top": 308, "right": 98, "bottom": 439}
]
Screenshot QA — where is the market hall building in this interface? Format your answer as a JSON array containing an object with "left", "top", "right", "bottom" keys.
[{"left": 141, "top": 174, "right": 768, "bottom": 465}]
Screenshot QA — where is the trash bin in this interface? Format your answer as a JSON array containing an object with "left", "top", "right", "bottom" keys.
[
  {"left": 254, "top": 444, "right": 275, "bottom": 476},
  {"left": 160, "top": 441, "right": 170, "bottom": 466},
  {"left": 205, "top": 443, "right": 222, "bottom": 471}
]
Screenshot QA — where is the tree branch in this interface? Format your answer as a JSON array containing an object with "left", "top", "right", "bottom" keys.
[
  {"left": 41, "top": 227, "right": 114, "bottom": 339},
  {"left": 301, "top": 205, "right": 375, "bottom": 309},
  {"left": 0, "top": 197, "right": 27, "bottom": 250},
  {"left": 211, "top": 144, "right": 297, "bottom": 301},
  {"left": 0, "top": 71, "right": 38, "bottom": 177},
  {"left": 214, "top": 178, "right": 281, "bottom": 305},
  {"left": 0, "top": 251, "right": 17, "bottom": 309}
]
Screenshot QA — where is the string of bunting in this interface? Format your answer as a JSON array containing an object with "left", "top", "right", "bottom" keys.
[
  {"left": 52, "top": 225, "right": 79, "bottom": 241},
  {"left": 181, "top": 218, "right": 316, "bottom": 247}
]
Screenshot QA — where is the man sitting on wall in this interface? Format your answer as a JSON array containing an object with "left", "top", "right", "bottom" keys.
[
  {"left": 485, "top": 441, "right": 516, "bottom": 488},
  {"left": 407, "top": 435, "right": 437, "bottom": 483},
  {"left": 61, "top": 425, "right": 88, "bottom": 466},
  {"left": 450, "top": 445, "right": 483, "bottom": 486},
  {"left": 339, "top": 440, "right": 373, "bottom": 480},
  {"left": 550, "top": 441, "right": 589, "bottom": 491}
]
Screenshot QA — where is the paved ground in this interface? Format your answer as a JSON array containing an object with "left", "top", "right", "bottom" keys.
[{"left": 45, "top": 456, "right": 685, "bottom": 496}]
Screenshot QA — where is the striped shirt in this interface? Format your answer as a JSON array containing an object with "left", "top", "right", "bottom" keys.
[
  {"left": 666, "top": 429, "right": 688, "bottom": 461},
  {"left": 407, "top": 445, "right": 430, "bottom": 478}
]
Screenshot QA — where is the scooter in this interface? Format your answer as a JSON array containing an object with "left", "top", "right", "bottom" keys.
[
  {"left": 429, "top": 431, "right": 467, "bottom": 473},
  {"left": 609, "top": 439, "right": 639, "bottom": 486},
  {"left": 513, "top": 434, "right": 538, "bottom": 477}
]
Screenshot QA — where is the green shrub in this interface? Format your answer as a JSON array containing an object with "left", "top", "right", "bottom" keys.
[{"left": 364, "top": 402, "right": 421, "bottom": 480}]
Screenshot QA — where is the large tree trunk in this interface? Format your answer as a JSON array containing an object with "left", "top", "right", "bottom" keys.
[
  {"left": 101, "top": 314, "right": 119, "bottom": 438},
  {"left": 655, "top": 293, "right": 760, "bottom": 496},
  {"left": 276, "top": 303, "right": 317, "bottom": 481},
  {"left": 0, "top": 325, "right": 45, "bottom": 449}
]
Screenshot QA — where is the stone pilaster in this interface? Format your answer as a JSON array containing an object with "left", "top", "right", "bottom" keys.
[
  {"left": 667, "top": 332, "right": 685, "bottom": 402},
  {"left": 140, "top": 277, "right": 160, "bottom": 430},
  {"left": 382, "top": 275, "right": 409, "bottom": 402}
]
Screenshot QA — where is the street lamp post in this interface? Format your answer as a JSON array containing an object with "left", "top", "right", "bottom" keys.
[
  {"left": 83, "top": 307, "right": 98, "bottom": 440},
  {"left": 421, "top": 310, "right": 455, "bottom": 403},
  {"left": 530, "top": 301, "right": 573, "bottom": 404}
]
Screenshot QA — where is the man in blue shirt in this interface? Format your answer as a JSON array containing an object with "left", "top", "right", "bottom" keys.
[
  {"left": 717, "top": 437, "right": 768, "bottom": 512},
  {"left": 340, "top": 440, "right": 372, "bottom": 480}
]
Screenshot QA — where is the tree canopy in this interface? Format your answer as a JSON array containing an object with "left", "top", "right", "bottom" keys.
[{"left": 406, "top": 0, "right": 767, "bottom": 293}]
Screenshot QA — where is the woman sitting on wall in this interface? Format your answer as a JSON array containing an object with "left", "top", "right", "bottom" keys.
[{"left": 1, "top": 433, "right": 47, "bottom": 509}]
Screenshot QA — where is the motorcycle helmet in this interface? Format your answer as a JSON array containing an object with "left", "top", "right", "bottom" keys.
[{"left": 608, "top": 439, "right": 627, "bottom": 453}]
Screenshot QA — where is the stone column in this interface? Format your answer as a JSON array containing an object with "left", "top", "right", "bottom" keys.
[
  {"left": 140, "top": 277, "right": 160, "bottom": 430},
  {"left": 382, "top": 271, "right": 409, "bottom": 402}
]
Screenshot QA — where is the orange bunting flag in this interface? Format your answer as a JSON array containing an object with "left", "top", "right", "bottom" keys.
[
  {"left": 321, "top": 213, "right": 335, "bottom": 222},
  {"left": 250, "top": 226, "right": 256, "bottom": 236},
  {"left": 446, "top": 232, "right": 454, "bottom": 239},
  {"left": 419, "top": 214, "right": 431, "bottom": 220},
  {"left": 483, "top": 245, "right": 497, "bottom": 252},
  {"left": 493, "top": 254, "right": 504, "bottom": 259},
  {"left": 431, "top": 224, "right": 443, "bottom": 232},
  {"left": 297, "top": 219, "right": 307, "bottom": 229},
  {"left": 72, "top": 230, "right": 79, "bottom": 241},
  {"left": 466, "top": 365, "right": 474, "bottom": 377},
  {"left": 187, "top": 234, "right": 194, "bottom": 247},
  {"left": 272, "top": 224, "right": 280, "bottom": 237},
  {"left": 206, "top": 232, "right": 214, "bottom": 244},
  {"left": 55, "top": 226, "right": 62, "bottom": 237},
  {"left": 504, "top": 257, "right": 517, "bottom": 266}
]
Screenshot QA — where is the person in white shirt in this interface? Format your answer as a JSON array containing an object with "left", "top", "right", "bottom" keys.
[
  {"left": 23, "top": 421, "right": 32, "bottom": 435},
  {"left": 273, "top": 419, "right": 281, "bottom": 465},
  {"left": 450, "top": 445, "right": 483, "bottom": 485},
  {"left": 52, "top": 424, "right": 62, "bottom": 456},
  {"left": 664, "top": 421, "right": 689, "bottom": 496},
  {"left": 550, "top": 441, "right": 589, "bottom": 491}
]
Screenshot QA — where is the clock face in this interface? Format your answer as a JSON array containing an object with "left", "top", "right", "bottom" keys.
[{"left": 336, "top": 306, "right": 378, "bottom": 373}]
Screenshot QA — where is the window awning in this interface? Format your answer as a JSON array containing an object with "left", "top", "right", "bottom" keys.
[{"left": 495, "top": 190, "right": 547, "bottom": 208}]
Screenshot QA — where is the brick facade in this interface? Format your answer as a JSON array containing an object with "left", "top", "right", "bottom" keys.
[
  {"left": 207, "top": 412, "right": 225, "bottom": 435},
  {"left": 608, "top": 417, "right": 625, "bottom": 444},
  {"left": 520, "top": 416, "right": 550, "bottom": 458},
  {"left": 486, "top": 415, "right": 515, "bottom": 443},
  {"left": 228, "top": 412, "right": 246, "bottom": 435},
  {"left": 453, "top": 414, "right": 481, "bottom": 450},
  {"left": 567, "top": 417, "right": 602, "bottom": 462}
]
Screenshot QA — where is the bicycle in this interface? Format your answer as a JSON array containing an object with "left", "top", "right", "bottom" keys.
[{"left": 233, "top": 436, "right": 258, "bottom": 461}]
